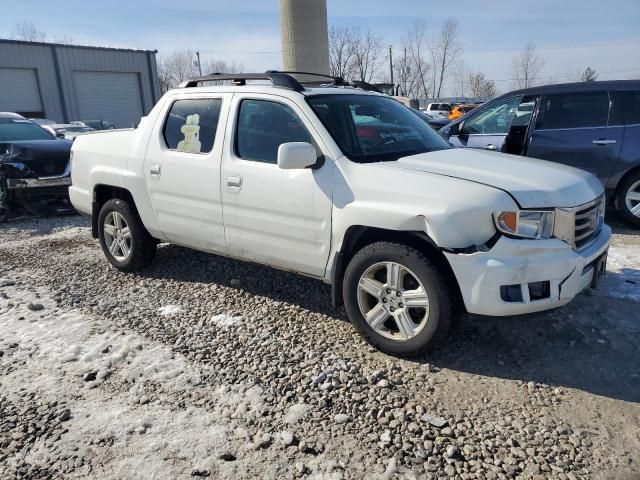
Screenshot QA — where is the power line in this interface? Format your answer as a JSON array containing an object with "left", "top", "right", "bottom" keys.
[
  {"left": 197, "top": 49, "right": 282, "bottom": 55},
  {"left": 485, "top": 67, "right": 640, "bottom": 83},
  {"left": 463, "top": 39, "right": 640, "bottom": 53}
]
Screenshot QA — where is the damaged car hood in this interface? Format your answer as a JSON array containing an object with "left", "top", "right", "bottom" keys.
[
  {"left": 391, "top": 149, "right": 603, "bottom": 208},
  {"left": 0, "top": 139, "right": 72, "bottom": 161},
  {"left": 0, "top": 139, "right": 72, "bottom": 178}
]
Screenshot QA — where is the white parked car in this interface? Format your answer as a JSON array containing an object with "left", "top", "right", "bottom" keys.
[
  {"left": 69, "top": 72, "right": 610, "bottom": 356},
  {"left": 424, "top": 103, "right": 452, "bottom": 117}
]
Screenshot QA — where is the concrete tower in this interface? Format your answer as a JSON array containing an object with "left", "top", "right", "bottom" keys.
[{"left": 280, "top": 0, "right": 330, "bottom": 80}]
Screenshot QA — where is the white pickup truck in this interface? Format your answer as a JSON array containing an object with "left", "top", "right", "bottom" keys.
[{"left": 69, "top": 72, "right": 610, "bottom": 356}]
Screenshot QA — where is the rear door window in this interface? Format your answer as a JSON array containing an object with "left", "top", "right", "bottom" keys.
[
  {"left": 163, "top": 98, "right": 222, "bottom": 154},
  {"left": 536, "top": 92, "right": 610, "bottom": 130},
  {"left": 612, "top": 91, "right": 640, "bottom": 125}
]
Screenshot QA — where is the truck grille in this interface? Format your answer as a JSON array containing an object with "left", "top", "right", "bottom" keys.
[
  {"left": 26, "top": 157, "right": 69, "bottom": 177},
  {"left": 574, "top": 199, "right": 602, "bottom": 249},
  {"left": 553, "top": 195, "right": 604, "bottom": 250}
]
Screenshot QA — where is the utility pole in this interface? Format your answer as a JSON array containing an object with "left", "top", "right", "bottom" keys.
[
  {"left": 195, "top": 51, "right": 203, "bottom": 76},
  {"left": 388, "top": 45, "right": 394, "bottom": 86}
]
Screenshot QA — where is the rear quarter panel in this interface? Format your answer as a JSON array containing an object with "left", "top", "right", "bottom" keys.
[
  {"left": 607, "top": 123, "right": 640, "bottom": 191},
  {"left": 69, "top": 121, "right": 162, "bottom": 237}
]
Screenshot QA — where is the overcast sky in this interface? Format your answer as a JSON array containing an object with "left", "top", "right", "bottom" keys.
[{"left": 1, "top": 0, "right": 639, "bottom": 95}]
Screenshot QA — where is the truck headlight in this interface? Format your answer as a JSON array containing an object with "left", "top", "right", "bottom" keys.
[{"left": 493, "top": 210, "right": 555, "bottom": 239}]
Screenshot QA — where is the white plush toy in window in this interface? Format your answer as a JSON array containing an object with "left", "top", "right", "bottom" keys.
[{"left": 177, "top": 113, "right": 202, "bottom": 153}]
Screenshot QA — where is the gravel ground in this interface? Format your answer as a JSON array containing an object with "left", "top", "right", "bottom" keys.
[{"left": 0, "top": 214, "right": 639, "bottom": 480}]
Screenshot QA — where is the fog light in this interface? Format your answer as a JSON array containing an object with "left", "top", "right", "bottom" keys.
[
  {"left": 500, "top": 285, "right": 523, "bottom": 302},
  {"left": 528, "top": 281, "right": 551, "bottom": 301}
]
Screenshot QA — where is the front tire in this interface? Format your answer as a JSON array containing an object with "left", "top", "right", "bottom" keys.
[
  {"left": 98, "top": 198, "right": 156, "bottom": 272},
  {"left": 617, "top": 171, "right": 640, "bottom": 227},
  {"left": 342, "top": 242, "right": 454, "bottom": 357}
]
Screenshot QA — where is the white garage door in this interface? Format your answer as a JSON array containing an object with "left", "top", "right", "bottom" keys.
[
  {"left": 0, "top": 68, "right": 43, "bottom": 116},
  {"left": 73, "top": 71, "right": 143, "bottom": 128}
]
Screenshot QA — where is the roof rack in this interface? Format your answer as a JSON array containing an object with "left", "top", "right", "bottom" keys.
[
  {"left": 267, "top": 70, "right": 347, "bottom": 86},
  {"left": 179, "top": 70, "right": 384, "bottom": 94},
  {"left": 270, "top": 71, "right": 383, "bottom": 93},
  {"left": 179, "top": 72, "right": 304, "bottom": 91}
]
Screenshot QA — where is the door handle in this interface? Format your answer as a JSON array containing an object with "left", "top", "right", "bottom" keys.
[
  {"left": 149, "top": 164, "right": 161, "bottom": 177},
  {"left": 227, "top": 176, "right": 242, "bottom": 188},
  {"left": 592, "top": 139, "right": 616, "bottom": 145},
  {"left": 484, "top": 144, "right": 497, "bottom": 151}
]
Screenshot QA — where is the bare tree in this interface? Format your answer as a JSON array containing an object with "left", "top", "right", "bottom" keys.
[
  {"left": 158, "top": 50, "right": 199, "bottom": 93},
  {"left": 428, "top": 19, "right": 462, "bottom": 98},
  {"left": 452, "top": 61, "right": 470, "bottom": 98},
  {"left": 157, "top": 50, "right": 244, "bottom": 94},
  {"left": 350, "top": 28, "right": 383, "bottom": 83},
  {"left": 12, "top": 21, "right": 47, "bottom": 42},
  {"left": 52, "top": 34, "right": 76, "bottom": 45},
  {"left": 580, "top": 66, "right": 598, "bottom": 82},
  {"left": 403, "top": 22, "right": 431, "bottom": 98},
  {"left": 329, "top": 27, "right": 355, "bottom": 80},
  {"left": 392, "top": 49, "right": 412, "bottom": 97},
  {"left": 511, "top": 43, "right": 544, "bottom": 89},
  {"left": 203, "top": 59, "right": 244, "bottom": 75},
  {"left": 468, "top": 72, "right": 497, "bottom": 99}
]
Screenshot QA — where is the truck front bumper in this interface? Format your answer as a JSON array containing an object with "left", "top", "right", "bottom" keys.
[
  {"left": 6, "top": 176, "right": 72, "bottom": 189},
  {"left": 444, "top": 225, "right": 611, "bottom": 316}
]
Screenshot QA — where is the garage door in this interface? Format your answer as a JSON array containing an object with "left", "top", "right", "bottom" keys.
[
  {"left": 73, "top": 71, "right": 143, "bottom": 128},
  {"left": 0, "top": 68, "right": 44, "bottom": 117}
]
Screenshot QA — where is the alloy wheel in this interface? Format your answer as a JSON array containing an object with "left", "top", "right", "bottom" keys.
[
  {"left": 625, "top": 180, "right": 640, "bottom": 218},
  {"left": 356, "top": 261, "right": 430, "bottom": 341},
  {"left": 103, "top": 211, "right": 132, "bottom": 262}
]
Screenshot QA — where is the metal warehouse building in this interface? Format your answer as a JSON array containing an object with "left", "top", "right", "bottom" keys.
[{"left": 0, "top": 39, "right": 160, "bottom": 128}]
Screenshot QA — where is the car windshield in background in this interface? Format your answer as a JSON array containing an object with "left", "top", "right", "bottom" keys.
[
  {"left": 308, "top": 94, "right": 450, "bottom": 163},
  {"left": 0, "top": 118, "right": 53, "bottom": 142},
  {"left": 57, "top": 126, "right": 93, "bottom": 133}
]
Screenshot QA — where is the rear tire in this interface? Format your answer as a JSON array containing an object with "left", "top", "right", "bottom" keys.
[
  {"left": 617, "top": 171, "right": 640, "bottom": 227},
  {"left": 98, "top": 198, "right": 156, "bottom": 272},
  {"left": 342, "top": 242, "right": 454, "bottom": 357}
]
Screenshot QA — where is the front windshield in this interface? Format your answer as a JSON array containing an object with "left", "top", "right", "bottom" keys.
[
  {"left": 308, "top": 94, "right": 450, "bottom": 163},
  {"left": 0, "top": 118, "right": 53, "bottom": 141}
]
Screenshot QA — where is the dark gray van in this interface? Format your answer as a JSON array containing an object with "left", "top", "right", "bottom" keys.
[{"left": 439, "top": 80, "right": 640, "bottom": 226}]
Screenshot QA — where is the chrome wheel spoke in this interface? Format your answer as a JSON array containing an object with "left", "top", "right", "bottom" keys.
[
  {"left": 121, "top": 226, "right": 131, "bottom": 239},
  {"left": 119, "top": 239, "right": 130, "bottom": 257},
  {"left": 394, "top": 310, "right": 416, "bottom": 339},
  {"left": 104, "top": 223, "right": 116, "bottom": 237},
  {"left": 365, "top": 302, "right": 390, "bottom": 330},
  {"left": 359, "top": 277, "right": 384, "bottom": 299},
  {"left": 108, "top": 239, "right": 120, "bottom": 255},
  {"left": 403, "top": 289, "right": 430, "bottom": 308},
  {"left": 113, "top": 212, "right": 123, "bottom": 229},
  {"left": 631, "top": 203, "right": 640, "bottom": 216},
  {"left": 626, "top": 192, "right": 640, "bottom": 202},
  {"left": 386, "top": 262, "right": 402, "bottom": 290}
]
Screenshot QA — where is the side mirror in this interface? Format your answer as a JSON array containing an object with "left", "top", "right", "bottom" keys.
[{"left": 277, "top": 142, "right": 317, "bottom": 170}]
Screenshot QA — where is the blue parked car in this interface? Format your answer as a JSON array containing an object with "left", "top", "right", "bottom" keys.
[{"left": 439, "top": 80, "right": 640, "bottom": 226}]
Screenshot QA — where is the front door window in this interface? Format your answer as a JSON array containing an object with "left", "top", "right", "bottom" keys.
[{"left": 460, "top": 96, "right": 520, "bottom": 135}]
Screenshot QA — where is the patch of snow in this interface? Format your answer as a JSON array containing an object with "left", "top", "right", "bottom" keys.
[
  {"left": 602, "top": 244, "right": 640, "bottom": 303},
  {"left": 211, "top": 312, "right": 242, "bottom": 327},
  {"left": 158, "top": 304, "right": 183, "bottom": 316},
  {"left": 0, "top": 283, "right": 266, "bottom": 479},
  {"left": 285, "top": 403, "right": 311, "bottom": 426}
]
